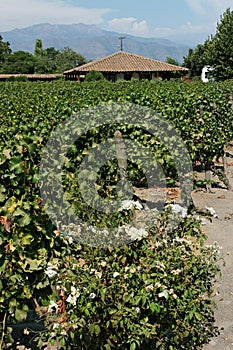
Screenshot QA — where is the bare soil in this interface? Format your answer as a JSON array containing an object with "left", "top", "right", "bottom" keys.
[{"left": 193, "top": 187, "right": 233, "bottom": 350}]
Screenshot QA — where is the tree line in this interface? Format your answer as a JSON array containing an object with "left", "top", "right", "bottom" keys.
[
  {"left": 183, "top": 8, "right": 233, "bottom": 81},
  {"left": 0, "top": 38, "right": 86, "bottom": 74}
]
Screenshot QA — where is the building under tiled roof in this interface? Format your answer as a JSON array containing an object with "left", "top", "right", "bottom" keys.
[{"left": 64, "top": 51, "right": 188, "bottom": 74}]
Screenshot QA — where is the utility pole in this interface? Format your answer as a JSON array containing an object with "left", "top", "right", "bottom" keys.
[{"left": 118, "top": 36, "right": 125, "bottom": 51}]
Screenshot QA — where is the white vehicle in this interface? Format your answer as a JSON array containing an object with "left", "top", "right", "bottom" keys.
[{"left": 201, "top": 65, "right": 215, "bottom": 82}]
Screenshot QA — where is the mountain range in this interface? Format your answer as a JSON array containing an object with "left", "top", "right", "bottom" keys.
[{"left": 0, "top": 23, "right": 191, "bottom": 63}]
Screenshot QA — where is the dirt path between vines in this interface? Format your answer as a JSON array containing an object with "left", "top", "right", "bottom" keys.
[{"left": 192, "top": 188, "right": 233, "bottom": 350}]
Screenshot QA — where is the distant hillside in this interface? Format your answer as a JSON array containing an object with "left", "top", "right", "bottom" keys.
[{"left": 1, "top": 23, "right": 190, "bottom": 63}]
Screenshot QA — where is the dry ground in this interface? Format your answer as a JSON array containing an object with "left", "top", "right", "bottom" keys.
[{"left": 193, "top": 188, "right": 233, "bottom": 350}]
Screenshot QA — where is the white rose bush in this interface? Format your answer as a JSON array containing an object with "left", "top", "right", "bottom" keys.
[{"left": 34, "top": 212, "right": 221, "bottom": 350}]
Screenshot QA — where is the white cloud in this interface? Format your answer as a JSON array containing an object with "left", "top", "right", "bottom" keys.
[
  {"left": 0, "top": 0, "right": 112, "bottom": 32},
  {"left": 185, "top": 0, "right": 232, "bottom": 16},
  {"left": 185, "top": 0, "right": 206, "bottom": 15},
  {"left": 180, "top": 21, "right": 213, "bottom": 34},
  {"left": 131, "top": 20, "right": 149, "bottom": 36},
  {"left": 107, "top": 17, "right": 149, "bottom": 37},
  {"left": 150, "top": 20, "right": 216, "bottom": 45},
  {"left": 153, "top": 22, "right": 208, "bottom": 37},
  {"left": 207, "top": 0, "right": 232, "bottom": 13}
]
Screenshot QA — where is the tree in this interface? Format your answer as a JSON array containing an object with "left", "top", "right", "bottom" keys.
[
  {"left": 85, "top": 70, "right": 104, "bottom": 81},
  {"left": 1, "top": 37, "right": 87, "bottom": 74},
  {"left": 33, "top": 38, "right": 51, "bottom": 73},
  {"left": 183, "top": 39, "right": 212, "bottom": 77},
  {"left": 0, "top": 35, "right": 11, "bottom": 67},
  {"left": 165, "top": 57, "right": 182, "bottom": 78},
  {"left": 183, "top": 8, "right": 233, "bottom": 80},
  {"left": 34, "top": 38, "right": 45, "bottom": 57},
  {"left": 166, "top": 57, "right": 179, "bottom": 66},
  {"left": 210, "top": 8, "right": 233, "bottom": 80},
  {"left": 45, "top": 47, "right": 59, "bottom": 61},
  {"left": 54, "top": 47, "right": 86, "bottom": 72},
  {"left": 1, "top": 51, "right": 36, "bottom": 73},
  {"left": 43, "top": 47, "right": 59, "bottom": 72}
]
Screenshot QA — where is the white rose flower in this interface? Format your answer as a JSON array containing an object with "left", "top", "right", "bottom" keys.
[
  {"left": 205, "top": 206, "right": 218, "bottom": 217},
  {"left": 48, "top": 300, "right": 58, "bottom": 313},
  {"left": 158, "top": 289, "right": 169, "bottom": 299},
  {"left": 66, "top": 294, "right": 77, "bottom": 305},
  {"left": 66, "top": 286, "right": 80, "bottom": 305},
  {"left": 127, "top": 226, "right": 148, "bottom": 241},
  {"left": 95, "top": 271, "right": 102, "bottom": 279},
  {"left": 130, "top": 267, "right": 136, "bottom": 273},
  {"left": 169, "top": 204, "right": 188, "bottom": 218},
  {"left": 23, "top": 328, "right": 30, "bottom": 335},
  {"left": 67, "top": 235, "right": 74, "bottom": 244},
  {"left": 90, "top": 293, "right": 96, "bottom": 299},
  {"left": 118, "top": 200, "right": 143, "bottom": 211},
  {"left": 45, "top": 262, "right": 58, "bottom": 278}
]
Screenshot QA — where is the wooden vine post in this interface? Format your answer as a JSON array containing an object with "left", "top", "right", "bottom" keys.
[{"left": 114, "top": 130, "right": 134, "bottom": 199}]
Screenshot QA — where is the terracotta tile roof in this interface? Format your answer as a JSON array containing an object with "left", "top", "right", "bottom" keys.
[{"left": 64, "top": 51, "right": 188, "bottom": 74}]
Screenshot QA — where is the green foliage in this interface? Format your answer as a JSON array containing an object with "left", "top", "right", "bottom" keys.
[
  {"left": 166, "top": 57, "right": 179, "bottom": 66},
  {"left": 33, "top": 44, "right": 87, "bottom": 74},
  {"left": 183, "top": 39, "right": 212, "bottom": 77},
  {"left": 183, "top": 8, "right": 233, "bottom": 80},
  {"left": 33, "top": 39, "right": 53, "bottom": 73},
  {"left": 0, "top": 35, "right": 11, "bottom": 67},
  {"left": 5, "top": 75, "right": 28, "bottom": 82},
  {"left": 34, "top": 38, "right": 45, "bottom": 57},
  {"left": 85, "top": 70, "right": 104, "bottom": 81},
  {"left": 210, "top": 8, "right": 233, "bottom": 81},
  {"left": 36, "top": 215, "right": 221, "bottom": 349},
  {"left": 0, "top": 38, "right": 86, "bottom": 74},
  {"left": 1, "top": 51, "right": 36, "bottom": 74},
  {"left": 54, "top": 46, "right": 86, "bottom": 73},
  {"left": 0, "top": 79, "right": 231, "bottom": 348}
]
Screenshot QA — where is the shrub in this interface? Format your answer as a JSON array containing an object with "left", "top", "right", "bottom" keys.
[
  {"left": 5, "top": 75, "right": 28, "bottom": 82},
  {"left": 85, "top": 70, "right": 104, "bottom": 81},
  {"left": 35, "top": 212, "right": 221, "bottom": 350}
]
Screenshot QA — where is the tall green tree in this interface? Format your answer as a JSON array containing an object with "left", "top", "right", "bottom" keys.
[
  {"left": 33, "top": 38, "right": 50, "bottom": 73},
  {"left": 54, "top": 46, "right": 86, "bottom": 72},
  {"left": 210, "top": 8, "right": 233, "bottom": 80},
  {"left": 183, "top": 38, "right": 212, "bottom": 77},
  {"left": 183, "top": 8, "right": 233, "bottom": 80},
  {"left": 0, "top": 35, "right": 11, "bottom": 67},
  {"left": 34, "top": 38, "right": 45, "bottom": 57},
  {"left": 33, "top": 39, "right": 86, "bottom": 73}
]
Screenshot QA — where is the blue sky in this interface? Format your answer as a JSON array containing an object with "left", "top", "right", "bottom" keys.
[{"left": 0, "top": 0, "right": 232, "bottom": 45}]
